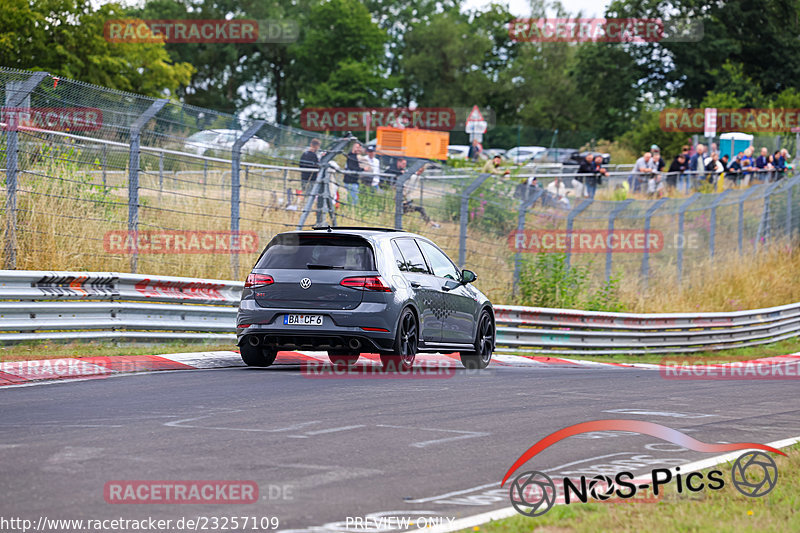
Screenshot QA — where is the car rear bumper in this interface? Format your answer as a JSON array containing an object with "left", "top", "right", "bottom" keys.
[{"left": 236, "top": 300, "right": 396, "bottom": 352}]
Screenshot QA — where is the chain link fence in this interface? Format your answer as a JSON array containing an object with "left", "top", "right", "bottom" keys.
[{"left": 2, "top": 68, "right": 799, "bottom": 304}]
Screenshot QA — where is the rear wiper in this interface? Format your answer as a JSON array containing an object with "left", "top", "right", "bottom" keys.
[{"left": 306, "top": 263, "right": 345, "bottom": 269}]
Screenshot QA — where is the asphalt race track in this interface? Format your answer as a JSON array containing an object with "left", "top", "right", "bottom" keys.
[{"left": 1, "top": 363, "right": 799, "bottom": 531}]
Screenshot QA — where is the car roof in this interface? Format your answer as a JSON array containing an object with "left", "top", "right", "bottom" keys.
[{"left": 275, "top": 227, "right": 428, "bottom": 243}]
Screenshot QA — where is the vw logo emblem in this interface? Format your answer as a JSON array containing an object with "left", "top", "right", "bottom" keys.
[{"left": 300, "top": 278, "right": 312, "bottom": 289}]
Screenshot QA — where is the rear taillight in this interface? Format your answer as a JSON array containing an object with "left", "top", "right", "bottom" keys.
[
  {"left": 340, "top": 276, "right": 392, "bottom": 292},
  {"left": 245, "top": 273, "right": 274, "bottom": 288}
]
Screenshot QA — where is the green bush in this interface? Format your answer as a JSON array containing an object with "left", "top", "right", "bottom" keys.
[{"left": 518, "top": 252, "right": 626, "bottom": 312}]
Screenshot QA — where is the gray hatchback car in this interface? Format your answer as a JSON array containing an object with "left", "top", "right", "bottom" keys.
[{"left": 236, "top": 227, "right": 495, "bottom": 371}]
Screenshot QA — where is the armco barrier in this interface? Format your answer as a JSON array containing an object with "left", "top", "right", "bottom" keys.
[{"left": 0, "top": 270, "right": 799, "bottom": 354}]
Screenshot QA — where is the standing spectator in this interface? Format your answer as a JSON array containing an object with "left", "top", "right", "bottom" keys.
[
  {"left": 585, "top": 155, "right": 607, "bottom": 199},
  {"left": 773, "top": 150, "right": 786, "bottom": 180},
  {"left": 631, "top": 151, "right": 654, "bottom": 193},
  {"left": 689, "top": 144, "right": 707, "bottom": 190},
  {"left": 720, "top": 154, "right": 729, "bottom": 172},
  {"left": 403, "top": 167, "right": 440, "bottom": 228},
  {"left": 651, "top": 145, "right": 666, "bottom": 172},
  {"left": 344, "top": 143, "right": 364, "bottom": 205},
  {"left": 387, "top": 157, "right": 407, "bottom": 188},
  {"left": 726, "top": 153, "right": 742, "bottom": 189},
  {"left": 299, "top": 138, "right": 321, "bottom": 191},
  {"left": 365, "top": 146, "right": 381, "bottom": 188},
  {"left": 576, "top": 153, "right": 594, "bottom": 198},
  {"left": 755, "top": 147, "right": 770, "bottom": 183},
  {"left": 468, "top": 138, "right": 483, "bottom": 162},
  {"left": 740, "top": 147, "right": 755, "bottom": 187},
  {"left": 706, "top": 152, "right": 724, "bottom": 191},
  {"left": 667, "top": 153, "right": 687, "bottom": 191},
  {"left": 545, "top": 176, "right": 571, "bottom": 209}
]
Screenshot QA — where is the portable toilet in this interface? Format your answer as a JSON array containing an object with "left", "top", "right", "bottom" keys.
[{"left": 719, "top": 132, "right": 753, "bottom": 159}]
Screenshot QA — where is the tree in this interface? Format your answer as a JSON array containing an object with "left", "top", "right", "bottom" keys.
[
  {"left": 0, "top": 0, "right": 193, "bottom": 97},
  {"left": 290, "top": 0, "right": 389, "bottom": 111}
]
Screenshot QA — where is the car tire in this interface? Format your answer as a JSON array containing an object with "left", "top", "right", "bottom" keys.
[
  {"left": 460, "top": 310, "right": 494, "bottom": 369},
  {"left": 381, "top": 308, "right": 418, "bottom": 371},
  {"left": 328, "top": 351, "right": 360, "bottom": 367},
  {"left": 240, "top": 344, "right": 278, "bottom": 367}
]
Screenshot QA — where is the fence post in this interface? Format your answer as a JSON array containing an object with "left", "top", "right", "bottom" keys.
[
  {"left": 102, "top": 144, "right": 108, "bottom": 192},
  {"left": 782, "top": 176, "right": 800, "bottom": 241},
  {"left": 755, "top": 182, "right": 781, "bottom": 251},
  {"left": 393, "top": 159, "right": 426, "bottom": 230},
  {"left": 298, "top": 135, "right": 354, "bottom": 229},
  {"left": 3, "top": 71, "right": 48, "bottom": 269},
  {"left": 605, "top": 199, "right": 633, "bottom": 281},
  {"left": 512, "top": 188, "right": 544, "bottom": 298},
  {"left": 128, "top": 99, "right": 168, "bottom": 273},
  {"left": 677, "top": 193, "right": 700, "bottom": 283},
  {"left": 708, "top": 189, "right": 731, "bottom": 259},
  {"left": 737, "top": 187, "right": 759, "bottom": 255},
  {"left": 565, "top": 199, "right": 593, "bottom": 270},
  {"left": 230, "top": 121, "right": 265, "bottom": 280},
  {"left": 458, "top": 173, "right": 490, "bottom": 267},
  {"left": 158, "top": 151, "right": 164, "bottom": 192},
  {"left": 640, "top": 198, "right": 667, "bottom": 283}
]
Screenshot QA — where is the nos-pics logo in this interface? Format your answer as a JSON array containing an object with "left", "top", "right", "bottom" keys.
[{"left": 502, "top": 420, "right": 782, "bottom": 517}]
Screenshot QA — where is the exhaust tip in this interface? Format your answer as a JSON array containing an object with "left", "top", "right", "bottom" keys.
[
  {"left": 247, "top": 335, "right": 260, "bottom": 347},
  {"left": 348, "top": 338, "right": 361, "bottom": 350}
]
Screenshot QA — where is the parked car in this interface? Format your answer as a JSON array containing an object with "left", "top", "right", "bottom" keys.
[
  {"left": 533, "top": 148, "right": 579, "bottom": 164},
  {"left": 184, "top": 129, "right": 270, "bottom": 156},
  {"left": 505, "top": 146, "right": 546, "bottom": 164},
  {"left": 447, "top": 145, "right": 471, "bottom": 160},
  {"left": 483, "top": 148, "right": 507, "bottom": 160},
  {"left": 236, "top": 227, "right": 496, "bottom": 371},
  {"left": 568, "top": 151, "right": 611, "bottom": 165}
]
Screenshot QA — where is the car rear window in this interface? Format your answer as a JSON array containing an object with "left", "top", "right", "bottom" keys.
[{"left": 256, "top": 234, "right": 375, "bottom": 270}]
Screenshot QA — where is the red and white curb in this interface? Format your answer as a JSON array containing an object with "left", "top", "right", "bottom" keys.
[{"left": 1, "top": 351, "right": 799, "bottom": 388}]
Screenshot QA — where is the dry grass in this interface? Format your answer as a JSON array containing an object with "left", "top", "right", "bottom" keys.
[
  {"left": 4, "top": 160, "right": 799, "bottom": 313},
  {"left": 621, "top": 243, "right": 800, "bottom": 313}
]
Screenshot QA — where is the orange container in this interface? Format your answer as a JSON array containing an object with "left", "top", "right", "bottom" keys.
[{"left": 376, "top": 127, "right": 449, "bottom": 161}]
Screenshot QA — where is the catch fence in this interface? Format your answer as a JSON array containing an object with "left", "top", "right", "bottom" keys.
[{"left": 2, "top": 68, "right": 799, "bottom": 304}]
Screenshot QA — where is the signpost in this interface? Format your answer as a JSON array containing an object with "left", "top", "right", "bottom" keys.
[
  {"left": 704, "top": 107, "right": 717, "bottom": 153},
  {"left": 465, "top": 105, "right": 487, "bottom": 143}
]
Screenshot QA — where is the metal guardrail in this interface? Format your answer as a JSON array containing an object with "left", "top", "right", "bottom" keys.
[{"left": 1, "top": 270, "right": 798, "bottom": 354}]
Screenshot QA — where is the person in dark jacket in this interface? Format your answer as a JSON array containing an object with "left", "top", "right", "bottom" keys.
[
  {"left": 344, "top": 143, "right": 364, "bottom": 205},
  {"left": 575, "top": 153, "right": 594, "bottom": 198},
  {"left": 667, "top": 153, "right": 687, "bottom": 190},
  {"left": 584, "top": 155, "right": 607, "bottom": 199},
  {"left": 299, "top": 138, "right": 321, "bottom": 191}
]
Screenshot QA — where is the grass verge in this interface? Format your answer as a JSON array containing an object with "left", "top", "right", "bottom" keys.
[{"left": 466, "top": 444, "right": 799, "bottom": 533}]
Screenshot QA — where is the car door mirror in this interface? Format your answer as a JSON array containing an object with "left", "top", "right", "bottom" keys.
[{"left": 461, "top": 269, "right": 477, "bottom": 284}]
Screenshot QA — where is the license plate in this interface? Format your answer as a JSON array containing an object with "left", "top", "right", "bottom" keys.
[{"left": 284, "top": 314, "right": 323, "bottom": 326}]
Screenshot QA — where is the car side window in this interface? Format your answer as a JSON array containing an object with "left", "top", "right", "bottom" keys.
[
  {"left": 393, "top": 239, "right": 430, "bottom": 274},
  {"left": 417, "top": 240, "right": 460, "bottom": 280}
]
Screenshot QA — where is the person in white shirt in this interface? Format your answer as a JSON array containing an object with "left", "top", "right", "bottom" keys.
[
  {"left": 365, "top": 146, "right": 381, "bottom": 188},
  {"left": 546, "top": 177, "right": 571, "bottom": 209}
]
